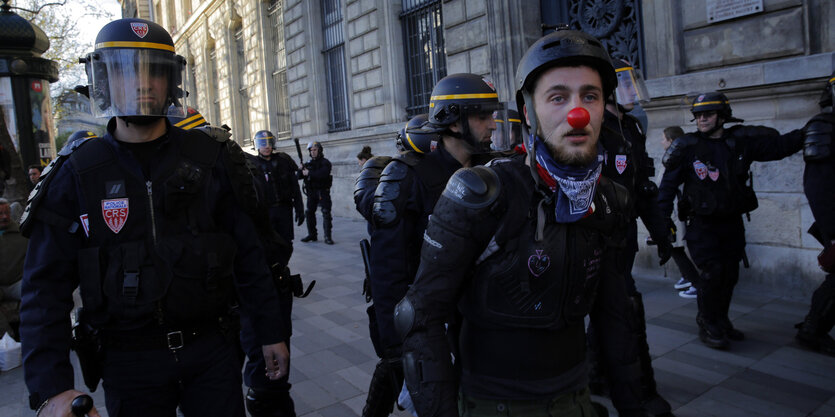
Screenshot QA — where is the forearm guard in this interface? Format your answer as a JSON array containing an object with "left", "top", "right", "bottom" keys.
[{"left": 394, "top": 296, "right": 458, "bottom": 417}]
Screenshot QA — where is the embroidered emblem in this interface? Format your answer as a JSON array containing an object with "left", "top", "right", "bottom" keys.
[
  {"left": 80, "top": 214, "right": 89, "bottom": 237},
  {"left": 615, "top": 154, "right": 627, "bottom": 174},
  {"left": 528, "top": 249, "right": 551, "bottom": 277},
  {"left": 693, "top": 160, "right": 708, "bottom": 180},
  {"left": 708, "top": 168, "right": 720, "bottom": 181},
  {"left": 101, "top": 198, "right": 129, "bottom": 234},
  {"left": 130, "top": 22, "right": 149, "bottom": 38}
]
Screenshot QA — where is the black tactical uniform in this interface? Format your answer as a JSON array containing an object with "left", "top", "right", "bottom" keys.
[
  {"left": 244, "top": 130, "right": 304, "bottom": 416},
  {"left": 250, "top": 136, "right": 304, "bottom": 249},
  {"left": 796, "top": 75, "right": 835, "bottom": 356},
  {"left": 589, "top": 106, "right": 673, "bottom": 416},
  {"left": 363, "top": 76, "right": 501, "bottom": 417},
  {"left": 658, "top": 92, "right": 802, "bottom": 349},
  {"left": 299, "top": 142, "right": 333, "bottom": 244},
  {"left": 396, "top": 28, "right": 647, "bottom": 417},
  {"left": 19, "top": 18, "right": 287, "bottom": 417}
]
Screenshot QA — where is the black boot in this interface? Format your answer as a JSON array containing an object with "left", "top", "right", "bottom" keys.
[
  {"left": 697, "top": 315, "right": 729, "bottom": 350},
  {"left": 795, "top": 283, "right": 835, "bottom": 357},
  {"left": 245, "top": 388, "right": 296, "bottom": 417},
  {"left": 301, "top": 235, "right": 317, "bottom": 242},
  {"left": 322, "top": 208, "right": 333, "bottom": 245}
]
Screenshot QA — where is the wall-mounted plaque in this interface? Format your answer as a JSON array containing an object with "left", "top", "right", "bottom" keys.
[{"left": 706, "top": 0, "right": 764, "bottom": 24}]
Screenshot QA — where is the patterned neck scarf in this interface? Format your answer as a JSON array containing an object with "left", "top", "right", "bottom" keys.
[{"left": 532, "top": 134, "right": 603, "bottom": 223}]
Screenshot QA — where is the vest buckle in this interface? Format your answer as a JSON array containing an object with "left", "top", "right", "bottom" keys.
[
  {"left": 122, "top": 271, "right": 139, "bottom": 301},
  {"left": 166, "top": 331, "right": 184, "bottom": 350}
]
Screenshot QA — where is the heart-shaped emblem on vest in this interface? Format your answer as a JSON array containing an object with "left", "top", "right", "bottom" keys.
[{"left": 528, "top": 249, "right": 551, "bottom": 277}]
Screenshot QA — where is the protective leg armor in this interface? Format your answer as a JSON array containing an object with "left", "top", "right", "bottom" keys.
[{"left": 796, "top": 276, "right": 835, "bottom": 356}]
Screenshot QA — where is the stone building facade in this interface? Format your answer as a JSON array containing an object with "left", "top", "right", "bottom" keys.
[{"left": 118, "top": 0, "right": 833, "bottom": 295}]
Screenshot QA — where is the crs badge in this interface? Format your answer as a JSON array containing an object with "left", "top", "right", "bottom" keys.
[
  {"left": 693, "top": 160, "right": 708, "bottom": 180},
  {"left": 102, "top": 198, "right": 129, "bottom": 234},
  {"left": 130, "top": 22, "right": 149, "bottom": 38},
  {"left": 615, "top": 154, "right": 628, "bottom": 174}
]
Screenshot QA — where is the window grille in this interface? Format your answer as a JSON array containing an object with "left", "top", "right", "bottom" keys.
[
  {"left": 321, "top": 0, "right": 350, "bottom": 131},
  {"left": 234, "top": 26, "right": 252, "bottom": 147},
  {"left": 269, "top": 0, "right": 292, "bottom": 139},
  {"left": 400, "top": 0, "right": 446, "bottom": 117}
]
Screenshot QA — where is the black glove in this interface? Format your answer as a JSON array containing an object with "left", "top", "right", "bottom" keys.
[{"left": 295, "top": 209, "right": 304, "bottom": 226}]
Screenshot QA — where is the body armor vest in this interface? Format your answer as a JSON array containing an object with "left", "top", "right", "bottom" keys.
[
  {"left": 253, "top": 153, "right": 297, "bottom": 204},
  {"left": 72, "top": 131, "right": 237, "bottom": 330},
  {"left": 681, "top": 134, "right": 756, "bottom": 218}
]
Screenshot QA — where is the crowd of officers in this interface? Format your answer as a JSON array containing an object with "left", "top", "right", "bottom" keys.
[{"left": 11, "top": 16, "right": 833, "bottom": 417}]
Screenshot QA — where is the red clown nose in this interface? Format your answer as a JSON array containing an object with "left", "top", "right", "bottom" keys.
[{"left": 566, "top": 107, "right": 590, "bottom": 129}]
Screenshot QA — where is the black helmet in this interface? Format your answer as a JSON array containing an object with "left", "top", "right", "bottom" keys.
[
  {"left": 690, "top": 91, "right": 742, "bottom": 123},
  {"left": 63, "top": 130, "right": 98, "bottom": 151},
  {"left": 307, "top": 141, "right": 323, "bottom": 157},
  {"left": 82, "top": 18, "right": 187, "bottom": 118},
  {"left": 168, "top": 106, "right": 207, "bottom": 130},
  {"left": 398, "top": 114, "right": 438, "bottom": 154},
  {"left": 254, "top": 130, "right": 276, "bottom": 149},
  {"left": 516, "top": 27, "right": 617, "bottom": 110},
  {"left": 427, "top": 73, "right": 502, "bottom": 128}
]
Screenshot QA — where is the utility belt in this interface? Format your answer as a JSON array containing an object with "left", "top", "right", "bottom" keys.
[{"left": 102, "top": 318, "right": 228, "bottom": 351}]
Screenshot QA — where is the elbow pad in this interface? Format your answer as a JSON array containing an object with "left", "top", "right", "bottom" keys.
[{"left": 803, "top": 113, "right": 834, "bottom": 162}]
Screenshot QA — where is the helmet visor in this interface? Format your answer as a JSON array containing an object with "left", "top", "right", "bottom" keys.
[
  {"left": 615, "top": 66, "right": 650, "bottom": 105},
  {"left": 89, "top": 48, "right": 186, "bottom": 118},
  {"left": 491, "top": 107, "right": 523, "bottom": 151}
]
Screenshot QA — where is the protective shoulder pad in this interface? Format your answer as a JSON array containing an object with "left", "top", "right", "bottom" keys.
[
  {"left": 441, "top": 166, "right": 501, "bottom": 209},
  {"left": 372, "top": 158, "right": 411, "bottom": 227},
  {"left": 354, "top": 156, "right": 392, "bottom": 213},
  {"left": 195, "top": 125, "right": 232, "bottom": 143},
  {"left": 803, "top": 112, "right": 834, "bottom": 161},
  {"left": 20, "top": 137, "right": 96, "bottom": 237},
  {"left": 662, "top": 134, "right": 698, "bottom": 169}
]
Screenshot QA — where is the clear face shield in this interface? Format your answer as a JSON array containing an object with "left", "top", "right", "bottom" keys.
[
  {"left": 491, "top": 104, "right": 523, "bottom": 151},
  {"left": 87, "top": 48, "right": 187, "bottom": 118},
  {"left": 615, "top": 66, "right": 650, "bottom": 107}
]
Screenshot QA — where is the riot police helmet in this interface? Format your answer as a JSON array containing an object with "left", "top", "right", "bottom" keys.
[
  {"left": 690, "top": 91, "right": 742, "bottom": 123},
  {"left": 491, "top": 102, "right": 523, "bottom": 151},
  {"left": 307, "top": 141, "right": 323, "bottom": 157},
  {"left": 82, "top": 18, "right": 187, "bottom": 119},
  {"left": 399, "top": 114, "right": 438, "bottom": 154},
  {"left": 613, "top": 59, "right": 650, "bottom": 108},
  {"left": 254, "top": 130, "right": 277, "bottom": 152},
  {"left": 426, "top": 73, "right": 502, "bottom": 151},
  {"left": 167, "top": 106, "right": 207, "bottom": 130}
]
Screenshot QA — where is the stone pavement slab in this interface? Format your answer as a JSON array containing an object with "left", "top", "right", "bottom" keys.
[{"left": 1, "top": 216, "right": 833, "bottom": 416}]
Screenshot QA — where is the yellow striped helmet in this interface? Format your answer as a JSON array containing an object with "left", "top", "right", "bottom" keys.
[
  {"left": 690, "top": 91, "right": 741, "bottom": 122},
  {"left": 427, "top": 73, "right": 502, "bottom": 128},
  {"left": 83, "top": 18, "right": 187, "bottom": 118}
]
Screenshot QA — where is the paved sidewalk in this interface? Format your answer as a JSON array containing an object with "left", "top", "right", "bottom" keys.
[{"left": 1, "top": 216, "right": 833, "bottom": 416}]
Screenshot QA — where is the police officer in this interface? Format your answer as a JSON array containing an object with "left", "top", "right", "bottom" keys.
[
  {"left": 589, "top": 59, "right": 674, "bottom": 416},
  {"left": 658, "top": 92, "right": 802, "bottom": 349},
  {"left": 363, "top": 74, "right": 499, "bottom": 417},
  {"left": 237, "top": 130, "right": 305, "bottom": 417},
  {"left": 250, "top": 130, "right": 305, "bottom": 249},
  {"left": 299, "top": 141, "right": 334, "bottom": 244},
  {"left": 19, "top": 18, "right": 289, "bottom": 417},
  {"left": 395, "top": 28, "right": 646, "bottom": 416},
  {"left": 795, "top": 73, "right": 835, "bottom": 357}
]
